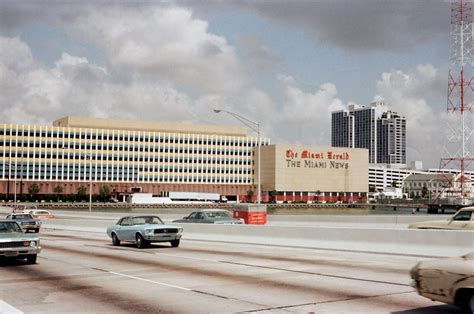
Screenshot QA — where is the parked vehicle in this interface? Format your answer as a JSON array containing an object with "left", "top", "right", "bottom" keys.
[
  {"left": 29, "top": 210, "right": 55, "bottom": 219},
  {"left": 173, "top": 209, "right": 244, "bottom": 224},
  {"left": 408, "top": 206, "right": 474, "bottom": 230},
  {"left": 5, "top": 213, "right": 41, "bottom": 233},
  {"left": 410, "top": 252, "right": 474, "bottom": 312},
  {"left": 0, "top": 220, "right": 41, "bottom": 264},
  {"left": 106, "top": 215, "right": 183, "bottom": 248}
]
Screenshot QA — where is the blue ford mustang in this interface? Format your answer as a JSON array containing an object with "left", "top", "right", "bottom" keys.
[{"left": 106, "top": 215, "right": 183, "bottom": 248}]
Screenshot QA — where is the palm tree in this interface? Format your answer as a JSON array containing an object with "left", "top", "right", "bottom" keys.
[
  {"left": 53, "top": 185, "right": 63, "bottom": 202},
  {"left": 99, "top": 185, "right": 111, "bottom": 202},
  {"left": 77, "top": 185, "right": 87, "bottom": 201},
  {"left": 315, "top": 190, "right": 321, "bottom": 203},
  {"left": 28, "top": 183, "right": 40, "bottom": 201},
  {"left": 246, "top": 189, "right": 254, "bottom": 203}
]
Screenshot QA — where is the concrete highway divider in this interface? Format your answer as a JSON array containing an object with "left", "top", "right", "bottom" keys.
[
  {"left": 176, "top": 224, "right": 473, "bottom": 258},
  {"left": 40, "top": 216, "right": 473, "bottom": 258}
]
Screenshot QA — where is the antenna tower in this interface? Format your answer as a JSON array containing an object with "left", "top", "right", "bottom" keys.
[{"left": 438, "top": 0, "right": 474, "bottom": 205}]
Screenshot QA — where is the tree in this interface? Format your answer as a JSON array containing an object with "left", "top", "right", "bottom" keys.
[
  {"left": 246, "top": 189, "right": 254, "bottom": 203},
  {"left": 315, "top": 190, "right": 321, "bottom": 203},
  {"left": 421, "top": 186, "right": 429, "bottom": 199},
  {"left": 391, "top": 180, "right": 398, "bottom": 188},
  {"left": 77, "top": 185, "right": 87, "bottom": 201},
  {"left": 53, "top": 185, "right": 63, "bottom": 201},
  {"left": 369, "top": 185, "right": 376, "bottom": 193},
  {"left": 99, "top": 185, "right": 111, "bottom": 202},
  {"left": 28, "top": 183, "right": 40, "bottom": 201},
  {"left": 269, "top": 190, "right": 277, "bottom": 203}
]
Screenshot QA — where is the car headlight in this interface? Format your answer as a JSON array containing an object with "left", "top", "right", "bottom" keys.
[
  {"left": 29, "top": 241, "right": 37, "bottom": 247},
  {"left": 35, "top": 221, "right": 41, "bottom": 225},
  {"left": 178, "top": 228, "right": 183, "bottom": 234},
  {"left": 145, "top": 229, "right": 153, "bottom": 235}
]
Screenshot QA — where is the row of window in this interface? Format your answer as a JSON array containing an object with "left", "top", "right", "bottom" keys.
[
  {"left": 0, "top": 131, "right": 265, "bottom": 146},
  {"left": 1, "top": 143, "right": 256, "bottom": 155}
]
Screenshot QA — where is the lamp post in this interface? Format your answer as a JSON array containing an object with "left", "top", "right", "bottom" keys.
[
  {"left": 214, "top": 109, "right": 261, "bottom": 205},
  {"left": 9, "top": 162, "right": 17, "bottom": 204},
  {"left": 85, "top": 154, "right": 92, "bottom": 212}
]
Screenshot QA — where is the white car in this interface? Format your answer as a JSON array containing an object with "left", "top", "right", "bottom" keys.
[
  {"left": 408, "top": 206, "right": 474, "bottom": 230},
  {"left": 410, "top": 252, "right": 474, "bottom": 312}
]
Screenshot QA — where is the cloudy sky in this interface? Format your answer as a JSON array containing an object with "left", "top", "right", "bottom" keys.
[{"left": 0, "top": 0, "right": 465, "bottom": 168}]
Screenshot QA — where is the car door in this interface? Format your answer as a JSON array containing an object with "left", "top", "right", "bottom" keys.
[
  {"left": 186, "top": 212, "right": 199, "bottom": 223},
  {"left": 447, "top": 210, "right": 473, "bottom": 229},
  {"left": 117, "top": 217, "right": 133, "bottom": 240}
]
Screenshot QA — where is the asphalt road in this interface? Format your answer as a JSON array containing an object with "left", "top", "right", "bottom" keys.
[{"left": 0, "top": 228, "right": 463, "bottom": 313}]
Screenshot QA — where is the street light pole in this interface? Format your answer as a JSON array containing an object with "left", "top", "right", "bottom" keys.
[
  {"left": 87, "top": 154, "right": 92, "bottom": 212},
  {"left": 10, "top": 162, "right": 17, "bottom": 204},
  {"left": 214, "top": 109, "right": 261, "bottom": 205}
]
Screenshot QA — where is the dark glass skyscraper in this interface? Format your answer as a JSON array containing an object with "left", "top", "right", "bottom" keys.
[{"left": 331, "top": 101, "right": 406, "bottom": 165}]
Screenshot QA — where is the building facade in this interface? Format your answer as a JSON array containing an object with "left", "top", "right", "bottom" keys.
[
  {"left": 0, "top": 116, "right": 269, "bottom": 201},
  {"left": 260, "top": 144, "right": 368, "bottom": 202},
  {"left": 332, "top": 101, "right": 406, "bottom": 164}
]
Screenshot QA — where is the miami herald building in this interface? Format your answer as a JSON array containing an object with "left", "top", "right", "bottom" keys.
[{"left": 0, "top": 117, "right": 368, "bottom": 203}]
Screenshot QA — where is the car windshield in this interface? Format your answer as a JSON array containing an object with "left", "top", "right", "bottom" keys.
[
  {"left": 206, "top": 211, "right": 231, "bottom": 218},
  {"left": 453, "top": 210, "right": 472, "bottom": 221},
  {"left": 0, "top": 222, "right": 22, "bottom": 233},
  {"left": 132, "top": 216, "right": 164, "bottom": 225},
  {"left": 11, "top": 214, "right": 33, "bottom": 219}
]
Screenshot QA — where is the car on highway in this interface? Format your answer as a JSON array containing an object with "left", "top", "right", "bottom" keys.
[
  {"left": 28, "top": 209, "right": 55, "bottom": 220},
  {"left": 0, "top": 220, "right": 41, "bottom": 264},
  {"left": 5, "top": 213, "right": 41, "bottom": 233},
  {"left": 106, "top": 215, "right": 183, "bottom": 248},
  {"left": 408, "top": 206, "right": 474, "bottom": 230},
  {"left": 172, "top": 209, "right": 244, "bottom": 224},
  {"left": 410, "top": 252, "right": 474, "bottom": 312}
]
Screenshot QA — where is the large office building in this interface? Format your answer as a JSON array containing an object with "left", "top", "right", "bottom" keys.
[
  {"left": 0, "top": 117, "right": 369, "bottom": 203},
  {"left": 260, "top": 144, "right": 368, "bottom": 202},
  {"left": 332, "top": 101, "right": 406, "bottom": 164},
  {"left": 0, "top": 116, "right": 269, "bottom": 201}
]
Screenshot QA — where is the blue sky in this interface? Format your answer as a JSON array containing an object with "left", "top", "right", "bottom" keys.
[{"left": 0, "top": 0, "right": 467, "bottom": 168}]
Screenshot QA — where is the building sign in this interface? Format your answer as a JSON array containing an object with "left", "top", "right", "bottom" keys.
[{"left": 285, "top": 149, "right": 350, "bottom": 169}]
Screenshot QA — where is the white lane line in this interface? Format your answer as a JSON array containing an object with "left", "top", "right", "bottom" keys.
[
  {"left": 155, "top": 252, "right": 218, "bottom": 263},
  {"left": 107, "top": 271, "right": 191, "bottom": 291},
  {"left": 0, "top": 300, "right": 23, "bottom": 314}
]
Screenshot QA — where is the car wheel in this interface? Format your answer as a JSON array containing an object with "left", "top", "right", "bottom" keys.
[
  {"left": 136, "top": 233, "right": 148, "bottom": 248},
  {"left": 170, "top": 239, "right": 180, "bottom": 247},
  {"left": 465, "top": 291, "right": 474, "bottom": 313},
  {"left": 34, "top": 229, "right": 39, "bottom": 233},
  {"left": 112, "top": 233, "right": 121, "bottom": 246},
  {"left": 26, "top": 254, "right": 37, "bottom": 264},
  {"left": 456, "top": 289, "right": 474, "bottom": 313}
]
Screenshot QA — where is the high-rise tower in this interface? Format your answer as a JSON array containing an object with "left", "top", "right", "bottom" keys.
[
  {"left": 331, "top": 101, "right": 406, "bottom": 165},
  {"left": 437, "top": 0, "right": 474, "bottom": 204}
]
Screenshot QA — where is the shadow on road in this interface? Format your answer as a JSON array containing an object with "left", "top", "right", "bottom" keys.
[
  {"left": 0, "top": 258, "right": 36, "bottom": 267},
  {"left": 392, "top": 304, "right": 462, "bottom": 313}
]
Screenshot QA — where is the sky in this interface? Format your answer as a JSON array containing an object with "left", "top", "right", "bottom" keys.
[{"left": 0, "top": 0, "right": 468, "bottom": 168}]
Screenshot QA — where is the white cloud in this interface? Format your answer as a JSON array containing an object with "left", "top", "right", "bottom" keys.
[
  {"left": 0, "top": 36, "right": 198, "bottom": 125},
  {"left": 72, "top": 6, "right": 244, "bottom": 94},
  {"left": 376, "top": 64, "right": 450, "bottom": 167}
]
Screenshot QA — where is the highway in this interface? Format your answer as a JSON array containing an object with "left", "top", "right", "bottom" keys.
[{"left": 0, "top": 209, "right": 469, "bottom": 313}]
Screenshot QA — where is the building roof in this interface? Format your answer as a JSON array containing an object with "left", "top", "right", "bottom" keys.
[
  {"left": 52, "top": 116, "right": 248, "bottom": 137},
  {"left": 404, "top": 173, "right": 456, "bottom": 182}
]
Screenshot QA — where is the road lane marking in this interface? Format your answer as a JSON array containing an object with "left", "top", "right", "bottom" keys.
[
  {"left": 155, "top": 252, "right": 218, "bottom": 263},
  {"left": 105, "top": 270, "right": 192, "bottom": 291},
  {"left": 0, "top": 300, "right": 23, "bottom": 314}
]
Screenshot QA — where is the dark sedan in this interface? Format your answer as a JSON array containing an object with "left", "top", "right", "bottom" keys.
[
  {"left": 173, "top": 210, "right": 244, "bottom": 224},
  {"left": 6, "top": 213, "right": 42, "bottom": 233}
]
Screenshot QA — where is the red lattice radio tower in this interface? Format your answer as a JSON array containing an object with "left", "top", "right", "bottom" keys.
[{"left": 438, "top": 0, "right": 474, "bottom": 205}]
